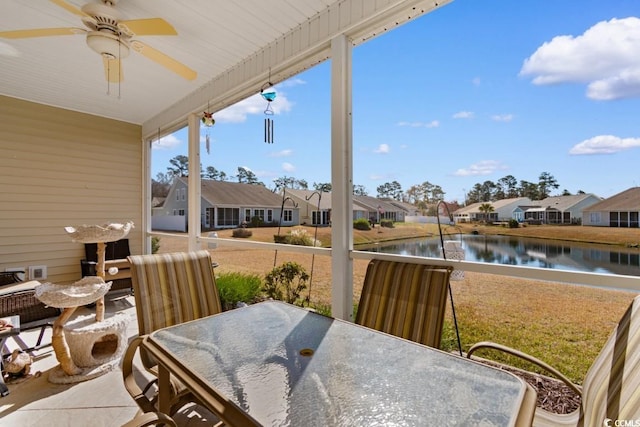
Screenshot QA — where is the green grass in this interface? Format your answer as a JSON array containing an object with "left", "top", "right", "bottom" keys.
[{"left": 216, "top": 272, "right": 262, "bottom": 310}]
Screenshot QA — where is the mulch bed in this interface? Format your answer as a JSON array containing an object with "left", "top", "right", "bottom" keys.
[{"left": 478, "top": 359, "right": 581, "bottom": 414}]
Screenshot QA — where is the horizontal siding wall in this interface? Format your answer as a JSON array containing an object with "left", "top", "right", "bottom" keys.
[{"left": 0, "top": 96, "right": 142, "bottom": 284}]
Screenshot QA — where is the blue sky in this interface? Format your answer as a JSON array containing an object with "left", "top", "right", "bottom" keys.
[{"left": 153, "top": 0, "right": 640, "bottom": 203}]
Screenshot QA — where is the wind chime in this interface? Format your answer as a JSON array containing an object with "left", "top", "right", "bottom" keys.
[
  {"left": 260, "top": 81, "right": 276, "bottom": 144},
  {"left": 202, "top": 101, "right": 215, "bottom": 154}
]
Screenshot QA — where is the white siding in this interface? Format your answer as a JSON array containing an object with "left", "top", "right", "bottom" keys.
[{"left": 0, "top": 96, "right": 143, "bottom": 284}]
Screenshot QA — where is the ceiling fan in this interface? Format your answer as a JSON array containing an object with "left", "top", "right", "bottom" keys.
[{"left": 0, "top": 0, "right": 197, "bottom": 83}]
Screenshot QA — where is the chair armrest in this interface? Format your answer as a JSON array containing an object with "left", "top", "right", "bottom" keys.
[
  {"left": 122, "top": 335, "right": 158, "bottom": 414},
  {"left": 467, "top": 341, "right": 582, "bottom": 397},
  {"left": 120, "top": 412, "right": 177, "bottom": 427}
]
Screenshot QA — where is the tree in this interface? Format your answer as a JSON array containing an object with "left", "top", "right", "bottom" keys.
[
  {"left": 479, "top": 180, "right": 497, "bottom": 202},
  {"left": 353, "top": 185, "right": 368, "bottom": 196},
  {"left": 430, "top": 184, "right": 445, "bottom": 203},
  {"left": 167, "top": 155, "right": 189, "bottom": 177},
  {"left": 519, "top": 180, "right": 540, "bottom": 200},
  {"left": 235, "top": 167, "right": 263, "bottom": 185},
  {"left": 152, "top": 173, "right": 171, "bottom": 198},
  {"left": 466, "top": 183, "right": 483, "bottom": 204},
  {"left": 376, "top": 181, "right": 403, "bottom": 200},
  {"left": 203, "top": 166, "right": 227, "bottom": 181},
  {"left": 497, "top": 175, "right": 518, "bottom": 199},
  {"left": 478, "top": 203, "right": 495, "bottom": 222},
  {"left": 538, "top": 171, "right": 559, "bottom": 199},
  {"left": 273, "top": 176, "right": 308, "bottom": 192},
  {"left": 405, "top": 184, "right": 426, "bottom": 205},
  {"left": 313, "top": 182, "right": 331, "bottom": 192}
]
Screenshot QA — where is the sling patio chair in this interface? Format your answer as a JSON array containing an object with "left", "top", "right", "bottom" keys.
[
  {"left": 122, "top": 250, "right": 223, "bottom": 417},
  {"left": 121, "top": 411, "right": 177, "bottom": 427},
  {"left": 467, "top": 293, "right": 640, "bottom": 427},
  {"left": 355, "top": 259, "right": 454, "bottom": 349}
]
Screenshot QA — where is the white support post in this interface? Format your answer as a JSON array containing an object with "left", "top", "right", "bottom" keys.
[
  {"left": 187, "top": 113, "right": 201, "bottom": 252},
  {"left": 330, "top": 34, "right": 354, "bottom": 321},
  {"left": 143, "top": 136, "right": 152, "bottom": 254}
]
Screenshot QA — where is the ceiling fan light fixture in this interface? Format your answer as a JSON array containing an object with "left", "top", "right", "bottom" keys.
[{"left": 86, "top": 31, "right": 130, "bottom": 59}]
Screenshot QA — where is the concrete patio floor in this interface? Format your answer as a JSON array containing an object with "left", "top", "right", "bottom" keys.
[
  {"left": 1, "top": 294, "right": 141, "bottom": 426},
  {"left": 1, "top": 293, "right": 221, "bottom": 427}
]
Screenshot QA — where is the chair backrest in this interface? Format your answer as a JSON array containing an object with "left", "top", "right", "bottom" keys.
[
  {"left": 128, "top": 250, "right": 222, "bottom": 337},
  {"left": 580, "top": 294, "right": 640, "bottom": 426},
  {"left": 355, "top": 259, "right": 453, "bottom": 348}
]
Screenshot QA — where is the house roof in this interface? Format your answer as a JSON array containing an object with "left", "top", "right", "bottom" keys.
[
  {"left": 454, "top": 198, "right": 532, "bottom": 214},
  {"left": 583, "top": 187, "right": 640, "bottom": 212},
  {"left": 536, "top": 194, "right": 601, "bottom": 211},
  {"left": 353, "top": 195, "right": 400, "bottom": 213},
  {"left": 1, "top": 0, "right": 448, "bottom": 137},
  {"left": 189, "top": 178, "right": 296, "bottom": 208},
  {"left": 380, "top": 199, "right": 417, "bottom": 212},
  {"left": 285, "top": 189, "right": 333, "bottom": 210}
]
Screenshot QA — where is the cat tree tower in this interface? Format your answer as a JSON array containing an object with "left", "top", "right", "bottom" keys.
[{"left": 35, "top": 222, "right": 133, "bottom": 383}]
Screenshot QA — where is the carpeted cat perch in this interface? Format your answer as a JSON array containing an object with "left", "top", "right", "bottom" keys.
[{"left": 34, "top": 222, "right": 133, "bottom": 383}]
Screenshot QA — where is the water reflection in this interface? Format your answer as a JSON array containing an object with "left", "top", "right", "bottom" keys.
[{"left": 359, "top": 235, "right": 640, "bottom": 277}]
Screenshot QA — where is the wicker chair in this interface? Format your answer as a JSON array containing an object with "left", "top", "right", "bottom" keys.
[
  {"left": 0, "top": 279, "right": 61, "bottom": 355},
  {"left": 122, "top": 250, "right": 222, "bottom": 416},
  {"left": 355, "top": 259, "right": 453, "bottom": 349}
]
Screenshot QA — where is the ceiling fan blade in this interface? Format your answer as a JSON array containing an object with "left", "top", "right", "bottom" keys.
[
  {"left": 131, "top": 40, "right": 197, "bottom": 81},
  {"left": 0, "top": 27, "right": 83, "bottom": 39},
  {"left": 119, "top": 18, "right": 177, "bottom": 36},
  {"left": 49, "top": 0, "right": 89, "bottom": 17},
  {"left": 103, "top": 57, "right": 123, "bottom": 83}
]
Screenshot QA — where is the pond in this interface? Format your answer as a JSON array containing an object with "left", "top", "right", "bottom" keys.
[{"left": 358, "top": 234, "right": 640, "bottom": 277}]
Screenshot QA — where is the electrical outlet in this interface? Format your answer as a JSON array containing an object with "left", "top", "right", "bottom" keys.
[
  {"left": 5, "top": 267, "right": 26, "bottom": 281},
  {"left": 28, "top": 265, "right": 47, "bottom": 280}
]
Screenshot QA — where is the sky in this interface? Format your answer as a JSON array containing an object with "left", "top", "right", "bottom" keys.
[{"left": 152, "top": 0, "right": 640, "bottom": 203}]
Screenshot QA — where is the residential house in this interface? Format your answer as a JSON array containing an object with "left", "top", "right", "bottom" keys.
[
  {"left": 154, "top": 178, "right": 299, "bottom": 231},
  {"left": 285, "top": 189, "right": 333, "bottom": 226},
  {"left": 453, "top": 198, "right": 533, "bottom": 223},
  {"left": 521, "top": 194, "right": 602, "bottom": 224},
  {"left": 383, "top": 199, "right": 421, "bottom": 216},
  {"left": 353, "top": 196, "right": 406, "bottom": 223},
  {"left": 583, "top": 187, "right": 640, "bottom": 227}
]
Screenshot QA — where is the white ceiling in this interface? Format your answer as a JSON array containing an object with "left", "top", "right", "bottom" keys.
[{"left": 1, "top": 0, "right": 447, "bottom": 134}]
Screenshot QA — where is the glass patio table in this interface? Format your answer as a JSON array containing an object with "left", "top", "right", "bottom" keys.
[{"left": 143, "top": 300, "right": 536, "bottom": 426}]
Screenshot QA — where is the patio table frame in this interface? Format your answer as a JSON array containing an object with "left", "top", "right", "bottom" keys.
[{"left": 143, "top": 300, "right": 536, "bottom": 426}]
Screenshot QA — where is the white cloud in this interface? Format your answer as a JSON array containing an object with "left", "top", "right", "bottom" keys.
[
  {"left": 374, "top": 144, "right": 390, "bottom": 154},
  {"left": 397, "top": 120, "right": 439, "bottom": 128},
  {"left": 215, "top": 90, "right": 293, "bottom": 123},
  {"left": 369, "top": 173, "right": 396, "bottom": 181},
  {"left": 279, "top": 77, "right": 306, "bottom": 87},
  {"left": 282, "top": 162, "right": 296, "bottom": 172},
  {"left": 491, "top": 114, "right": 514, "bottom": 122},
  {"left": 152, "top": 134, "right": 182, "bottom": 150},
  {"left": 453, "top": 160, "right": 508, "bottom": 176},
  {"left": 269, "top": 149, "right": 293, "bottom": 157},
  {"left": 520, "top": 17, "right": 640, "bottom": 100},
  {"left": 569, "top": 135, "right": 640, "bottom": 155},
  {"left": 453, "top": 111, "right": 474, "bottom": 119}
]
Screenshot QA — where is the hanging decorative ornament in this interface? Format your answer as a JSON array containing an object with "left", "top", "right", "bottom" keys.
[
  {"left": 202, "top": 102, "right": 215, "bottom": 154},
  {"left": 260, "top": 82, "right": 276, "bottom": 144}
]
